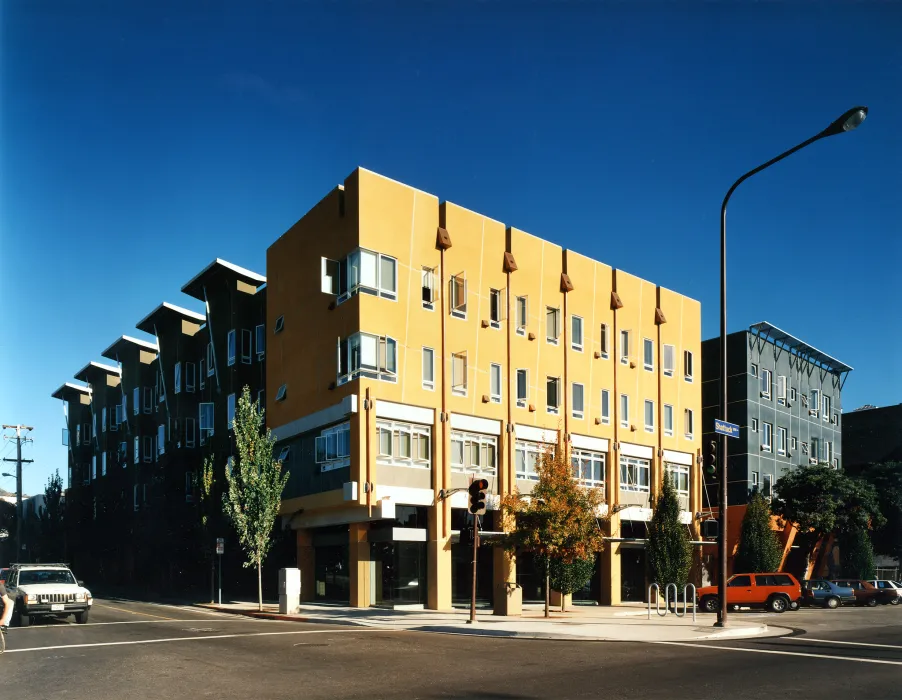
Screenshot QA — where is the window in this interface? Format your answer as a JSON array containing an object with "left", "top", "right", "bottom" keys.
[
  {"left": 777, "top": 427, "right": 787, "bottom": 455},
  {"left": 515, "top": 440, "right": 547, "bottom": 480},
  {"left": 451, "top": 352, "right": 467, "bottom": 395},
  {"left": 321, "top": 257, "right": 340, "bottom": 295},
  {"left": 421, "top": 267, "right": 437, "bottom": 309},
  {"left": 823, "top": 395, "right": 831, "bottom": 421},
  {"left": 257, "top": 389, "right": 264, "bottom": 408},
  {"left": 337, "top": 333, "right": 398, "bottom": 385},
  {"left": 276, "top": 384, "right": 287, "bottom": 401},
  {"left": 750, "top": 363, "right": 758, "bottom": 377},
  {"left": 450, "top": 431, "right": 496, "bottom": 475},
  {"left": 644, "top": 399, "right": 654, "bottom": 432},
  {"left": 241, "top": 329, "right": 252, "bottom": 364},
  {"left": 422, "top": 347, "right": 435, "bottom": 390},
  {"left": 643, "top": 338, "right": 654, "bottom": 371},
  {"left": 791, "top": 436, "right": 797, "bottom": 450},
  {"left": 665, "top": 463, "right": 690, "bottom": 495},
  {"left": 185, "top": 417, "right": 195, "bottom": 448},
  {"left": 601, "top": 389, "right": 611, "bottom": 425},
  {"left": 174, "top": 362, "right": 182, "bottom": 394},
  {"left": 489, "top": 289, "right": 502, "bottom": 328},
  {"left": 133, "top": 387, "right": 140, "bottom": 415},
  {"left": 810, "top": 389, "right": 820, "bottom": 416},
  {"left": 790, "top": 387, "right": 797, "bottom": 402},
  {"left": 763, "top": 474, "right": 772, "bottom": 498},
  {"left": 227, "top": 330, "right": 236, "bottom": 366},
  {"left": 546, "top": 377, "right": 561, "bottom": 414},
  {"left": 684, "top": 350, "right": 694, "bottom": 382},
  {"left": 185, "top": 472, "right": 195, "bottom": 502},
  {"left": 546, "top": 307, "right": 560, "bottom": 344},
  {"left": 620, "top": 394, "right": 629, "bottom": 428},
  {"left": 620, "top": 330, "right": 630, "bottom": 364},
  {"left": 157, "top": 424, "right": 166, "bottom": 456},
  {"left": 490, "top": 363, "right": 502, "bottom": 404},
  {"left": 92, "top": 456, "right": 97, "bottom": 480},
  {"left": 200, "top": 359, "right": 206, "bottom": 389},
  {"left": 450, "top": 273, "right": 467, "bottom": 318},
  {"left": 255, "top": 324, "right": 265, "bottom": 359},
  {"left": 620, "top": 456, "right": 650, "bottom": 492},
  {"left": 825, "top": 441, "right": 833, "bottom": 466},
  {"left": 157, "top": 370, "right": 166, "bottom": 404},
  {"left": 663, "top": 344, "right": 675, "bottom": 377},
  {"left": 572, "top": 383, "right": 584, "bottom": 419},
  {"left": 663, "top": 404, "right": 674, "bottom": 437},
  {"left": 600, "top": 323, "right": 610, "bottom": 359},
  {"left": 207, "top": 343, "right": 215, "bottom": 376},
  {"left": 777, "top": 375, "right": 787, "bottom": 404},
  {"left": 571, "top": 316, "right": 583, "bottom": 351},
  {"left": 315, "top": 422, "right": 352, "bottom": 471},
  {"left": 186, "top": 362, "right": 196, "bottom": 392},
  {"left": 751, "top": 471, "right": 759, "bottom": 487},
  {"left": 102, "top": 407, "right": 107, "bottom": 433},
  {"left": 134, "top": 437, "right": 140, "bottom": 464},
  {"left": 227, "top": 393, "right": 236, "bottom": 429},
  {"left": 728, "top": 575, "right": 752, "bottom": 588},
  {"left": 278, "top": 446, "right": 290, "bottom": 463},
  {"left": 761, "top": 369, "right": 772, "bottom": 398},
  {"left": 143, "top": 387, "right": 152, "bottom": 414},
  {"left": 274, "top": 315, "right": 284, "bottom": 334},
  {"left": 516, "top": 296, "right": 527, "bottom": 335},
  {"left": 102, "top": 452, "right": 107, "bottom": 476},
  {"left": 115, "top": 402, "right": 124, "bottom": 428},
  {"left": 684, "top": 408, "right": 694, "bottom": 438},
  {"left": 92, "top": 413, "right": 96, "bottom": 439},
  {"left": 199, "top": 403, "right": 214, "bottom": 445},
  {"left": 572, "top": 449, "right": 605, "bottom": 487},
  {"left": 751, "top": 418, "right": 758, "bottom": 432},
  {"left": 516, "top": 369, "right": 528, "bottom": 408},
  {"left": 762, "top": 422, "right": 773, "bottom": 451},
  {"left": 341, "top": 249, "right": 397, "bottom": 301},
  {"left": 143, "top": 436, "right": 153, "bottom": 462}
]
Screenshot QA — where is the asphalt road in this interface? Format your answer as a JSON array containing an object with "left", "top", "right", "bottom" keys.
[{"left": 4, "top": 599, "right": 901, "bottom": 699}]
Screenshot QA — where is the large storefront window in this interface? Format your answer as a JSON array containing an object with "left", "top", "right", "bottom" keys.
[
  {"left": 451, "top": 431, "right": 497, "bottom": 475},
  {"left": 571, "top": 449, "right": 605, "bottom": 488},
  {"left": 376, "top": 420, "right": 431, "bottom": 469},
  {"left": 620, "top": 456, "right": 650, "bottom": 492},
  {"left": 370, "top": 542, "right": 427, "bottom": 607},
  {"left": 314, "top": 544, "right": 350, "bottom": 603}
]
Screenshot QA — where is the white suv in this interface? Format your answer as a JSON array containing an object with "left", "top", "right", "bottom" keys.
[
  {"left": 869, "top": 579, "right": 902, "bottom": 604},
  {"left": 6, "top": 564, "right": 93, "bottom": 626}
]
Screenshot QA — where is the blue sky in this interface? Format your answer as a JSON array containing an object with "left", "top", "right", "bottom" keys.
[{"left": 1, "top": 2, "right": 899, "bottom": 494}]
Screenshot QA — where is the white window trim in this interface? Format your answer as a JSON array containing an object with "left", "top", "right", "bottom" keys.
[
  {"left": 451, "top": 430, "right": 497, "bottom": 476},
  {"left": 751, "top": 418, "right": 758, "bottom": 432},
  {"left": 516, "top": 369, "right": 528, "bottom": 408},
  {"left": 241, "top": 329, "right": 252, "bottom": 365},
  {"left": 761, "top": 422, "right": 773, "bottom": 452},
  {"left": 451, "top": 352, "right": 467, "bottom": 396},
  {"left": 546, "top": 376, "right": 561, "bottom": 414},
  {"left": 256, "top": 324, "right": 265, "bottom": 360},
  {"left": 750, "top": 363, "right": 758, "bottom": 378},
  {"left": 185, "top": 362, "right": 196, "bottom": 393},
  {"left": 450, "top": 273, "right": 467, "bottom": 319},
  {"left": 777, "top": 426, "right": 787, "bottom": 456},
  {"left": 684, "top": 408, "right": 694, "bottom": 439},
  {"left": 315, "top": 422, "right": 352, "bottom": 471},
  {"left": 546, "top": 307, "right": 560, "bottom": 345},
  {"left": 665, "top": 462, "right": 690, "bottom": 496},
  {"left": 421, "top": 266, "right": 437, "bottom": 310},
  {"left": 337, "top": 332, "right": 399, "bottom": 386},
  {"left": 374, "top": 420, "right": 429, "bottom": 470},
  {"left": 422, "top": 347, "right": 435, "bottom": 391},
  {"left": 600, "top": 323, "right": 610, "bottom": 359},
  {"left": 601, "top": 389, "right": 611, "bottom": 425},
  {"left": 515, "top": 440, "right": 548, "bottom": 481},
  {"left": 643, "top": 338, "right": 654, "bottom": 372},
  {"left": 516, "top": 296, "right": 527, "bottom": 336},
  {"left": 644, "top": 399, "right": 655, "bottom": 433},
  {"left": 620, "top": 456, "right": 650, "bottom": 493},
  {"left": 684, "top": 350, "right": 694, "bottom": 382},
  {"left": 571, "top": 316, "right": 584, "bottom": 352},
  {"left": 490, "top": 363, "right": 502, "bottom": 404},
  {"left": 336, "top": 248, "right": 399, "bottom": 304},
  {"left": 663, "top": 403, "right": 674, "bottom": 437},
  {"left": 227, "top": 329, "right": 237, "bottom": 367},
  {"left": 571, "top": 382, "right": 584, "bottom": 420},
  {"left": 620, "top": 330, "right": 630, "bottom": 365},
  {"left": 489, "top": 289, "right": 503, "bottom": 329},
  {"left": 663, "top": 344, "right": 675, "bottom": 377},
  {"left": 620, "top": 394, "right": 629, "bottom": 429},
  {"left": 761, "top": 369, "right": 772, "bottom": 399},
  {"left": 572, "top": 448, "right": 606, "bottom": 488}
]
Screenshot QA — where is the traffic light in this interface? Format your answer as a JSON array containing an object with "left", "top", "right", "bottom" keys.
[
  {"left": 704, "top": 440, "right": 718, "bottom": 479},
  {"left": 468, "top": 478, "right": 488, "bottom": 515},
  {"left": 702, "top": 518, "right": 720, "bottom": 540}
]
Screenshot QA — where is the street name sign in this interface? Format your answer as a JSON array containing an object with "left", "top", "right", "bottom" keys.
[{"left": 714, "top": 419, "right": 740, "bottom": 438}]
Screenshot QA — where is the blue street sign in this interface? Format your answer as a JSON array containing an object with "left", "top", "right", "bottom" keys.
[{"left": 714, "top": 419, "right": 740, "bottom": 438}]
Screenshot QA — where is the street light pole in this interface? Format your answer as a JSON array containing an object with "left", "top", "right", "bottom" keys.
[{"left": 715, "top": 107, "right": 868, "bottom": 628}]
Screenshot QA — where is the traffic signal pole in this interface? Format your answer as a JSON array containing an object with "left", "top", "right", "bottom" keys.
[
  {"left": 467, "top": 479, "right": 488, "bottom": 624},
  {"left": 469, "top": 514, "right": 478, "bottom": 624}
]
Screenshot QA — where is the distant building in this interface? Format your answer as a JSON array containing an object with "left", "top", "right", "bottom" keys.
[{"left": 842, "top": 403, "right": 902, "bottom": 468}]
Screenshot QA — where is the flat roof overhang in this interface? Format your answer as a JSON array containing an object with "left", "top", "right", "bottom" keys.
[{"left": 181, "top": 258, "right": 266, "bottom": 302}]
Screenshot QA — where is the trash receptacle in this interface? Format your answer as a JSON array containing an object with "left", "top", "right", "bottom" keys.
[{"left": 279, "top": 567, "right": 301, "bottom": 615}]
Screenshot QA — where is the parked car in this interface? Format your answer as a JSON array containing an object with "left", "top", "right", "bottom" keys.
[
  {"left": 868, "top": 580, "right": 902, "bottom": 605},
  {"left": 801, "top": 579, "right": 856, "bottom": 608},
  {"left": 697, "top": 573, "right": 802, "bottom": 614},
  {"left": 830, "top": 579, "right": 896, "bottom": 607},
  {"left": 5, "top": 563, "right": 93, "bottom": 626}
]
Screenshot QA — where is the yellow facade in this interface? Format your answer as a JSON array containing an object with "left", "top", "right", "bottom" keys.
[{"left": 266, "top": 167, "right": 702, "bottom": 611}]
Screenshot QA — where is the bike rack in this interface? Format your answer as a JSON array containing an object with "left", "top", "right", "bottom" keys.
[{"left": 647, "top": 582, "right": 697, "bottom": 622}]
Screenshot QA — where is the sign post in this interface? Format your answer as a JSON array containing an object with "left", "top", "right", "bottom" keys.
[{"left": 216, "top": 538, "right": 224, "bottom": 605}]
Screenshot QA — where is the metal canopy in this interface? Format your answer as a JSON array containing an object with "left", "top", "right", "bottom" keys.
[
  {"left": 50, "top": 382, "right": 91, "bottom": 400},
  {"left": 181, "top": 258, "right": 266, "bottom": 301},
  {"left": 749, "top": 321, "right": 853, "bottom": 376}
]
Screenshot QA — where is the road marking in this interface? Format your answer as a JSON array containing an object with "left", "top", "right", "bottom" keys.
[
  {"left": 7, "top": 618, "right": 252, "bottom": 631},
  {"left": 94, "top": 599, "right": 234, "bottom": 617},
  {"left": 96, "top": 603, "right": 175, "bottom": 621},
  {"left": 5, "top": 628, "right": 397, "bottom": 654},
  {"left": 650, "top": 640, "right": 902, "bottom": 666},
  {"left": 798, "top": 637, "right": 902, "bottom": 650}
]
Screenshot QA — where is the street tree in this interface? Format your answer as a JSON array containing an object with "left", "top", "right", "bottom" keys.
[
  {"left": 549, "top": 556, "right": 596, "bottom": 611},
  {"left": 838, "top": 526, "right": 876, "bottom": 580},
  {"left": 197, "top": 455, "right": 217, "bottom": 602},
  {"left": 646, "top": 473, "right": 692, "bottom": 589},
  {"left": 39, "top": 470, "right": 65, "bottom": 561},
  {"left": 734, "top": 490, "right": 783, "bottom": 573},
  {"left": 848, "top": 461, "right": 902, "bottom": 564},
  {"left": 222, "top": 386, "right": 290, "bottom": 611},
  {"left": 772, "top": 463, "right": 883, "bottom": 577},
  {"left": 501, "top": 442, "right": 605, "bottom": 617}
]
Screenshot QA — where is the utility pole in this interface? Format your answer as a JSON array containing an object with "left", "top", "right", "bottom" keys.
[{"left": 3, "top": 425, "right": 34, "bottom": 562}]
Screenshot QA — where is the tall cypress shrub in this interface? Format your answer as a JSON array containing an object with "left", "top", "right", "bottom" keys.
[
  {"left": 734, "top": 491, "right": 784, "bottom": 573},
  {"left": 646, "top": 474, "right": 692, "bottom": 587}
]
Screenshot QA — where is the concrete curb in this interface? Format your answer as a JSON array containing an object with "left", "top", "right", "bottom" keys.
[{"left": 196, "top": 605, "right": 368, "bottom": 628}]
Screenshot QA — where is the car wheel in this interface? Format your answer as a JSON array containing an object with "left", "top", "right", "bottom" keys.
[
  {"left": 789, "top": 600, "right": 800, "bottom": 611},
  {"left": 890, "top": 597, "right": 900, "bottom": 606},
  {"left": 767, "top": 595, "right": 789, "bottom": 613},
  {"left": 866, "top": 597, "right": 878, "bottom": 607},
  {"left": 700, "top": 596, "right": 719, "bottom": 613},
  {"left": 825, "top": 596, "right": 839, "bottom": 609},
  {"left": 74, "top": 611, "right": 89, "bottom": 624}
]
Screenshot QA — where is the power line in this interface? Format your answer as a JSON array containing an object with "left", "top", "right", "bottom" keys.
[{"left": 2, "top": 425, "right": 34, "bottom": 560}]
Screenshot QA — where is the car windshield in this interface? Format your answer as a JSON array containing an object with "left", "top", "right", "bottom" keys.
[{"left": 17, "top": 569, "right": 76, "bottom": 585}]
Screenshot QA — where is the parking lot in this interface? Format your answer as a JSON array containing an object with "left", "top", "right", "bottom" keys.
[{"left": 3, "top": 598, "right": 900, "bottom": 699}]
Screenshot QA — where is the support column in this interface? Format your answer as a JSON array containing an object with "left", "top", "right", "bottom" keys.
[
  {"left": 601, "top": 514, "right": 622, "bottom": 605},
  {"left": 493, "top": 546, "right": 522, "bottom": 616},
  {"left": 427, "top": 503, "right": 452, "bottom": 610},
  {"left": 296, "top": 529, "right": 315, "bottom": 603},
  {"left": 349, "top": 522, "right": 370, "bottom": 608}
]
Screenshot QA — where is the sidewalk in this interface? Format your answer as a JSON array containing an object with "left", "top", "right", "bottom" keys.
[{"left": 197, "top": 600, "right": 784, "bottom": 642}]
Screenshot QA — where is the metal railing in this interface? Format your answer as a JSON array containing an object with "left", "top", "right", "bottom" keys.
[{"left": 647, "top": 583, "right": 697, "bottom": 622}]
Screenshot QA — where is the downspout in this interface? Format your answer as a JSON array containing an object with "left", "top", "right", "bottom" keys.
[
  {"left": 505, "top": 267, "right": 513, "bottom": 502},
  {"left": 656, "top": 288, "right": 663, "bottom": 498},
  {"left": 203, "top": 285, "right": 221, "bottom": 393},
  {"left": 562, "top": 265, "right": 569, "bottom": 442},
  {"left": 611, "top": 272, "right": 619, "bottom": 513},
  {"left": 440, "top": 246, "right": 449, "bottom": 538},
  {"left": 366, "top": 386, "right": 372, "bottom": 517}
]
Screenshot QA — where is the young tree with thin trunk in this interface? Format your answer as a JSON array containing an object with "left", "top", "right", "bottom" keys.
[
  {"left": 549, "top": 557, "right": 596, "bottom": 612},
  {"left": 222, "top": 387, "right": 290, "bottom": 611},
  {"left": 501, "top": 443, "right": 605, "bottom": 617},
  {"left": 734, "top": 490, "right": 784, "bottom": 573}
]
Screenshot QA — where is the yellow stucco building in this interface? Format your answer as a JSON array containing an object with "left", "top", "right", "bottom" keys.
[{"left": 266, "top": 167, "right": 702, "bottom": 612}]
